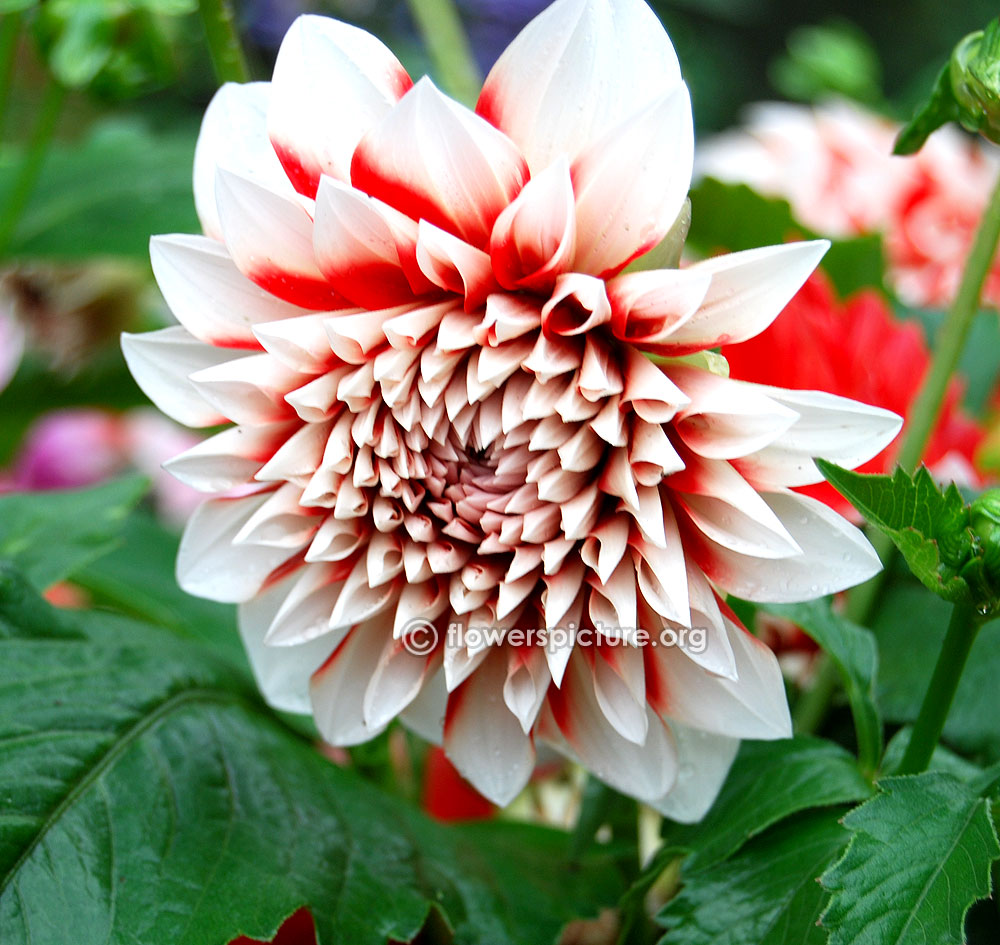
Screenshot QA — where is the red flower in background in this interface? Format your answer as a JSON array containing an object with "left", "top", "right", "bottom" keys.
[
  {"left": 229, "top": 909, "right": 316, "bottom": 945},
  {"left": 422, "top": 745, "right": 496, "bottom": 821},
  {"left": 723, "top": 271, "right": 985, "bottom": 514}
]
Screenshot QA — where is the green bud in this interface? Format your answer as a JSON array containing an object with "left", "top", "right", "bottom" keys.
[
  {"left": 950, "top": 19, "right": 1000, "bottom": 145},
  {"left": 970, "top": 489, "right": 1000, "bottom": 591}
]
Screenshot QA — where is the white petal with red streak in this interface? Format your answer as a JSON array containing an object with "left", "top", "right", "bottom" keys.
[
  {"left": 648, "top": 615, "right": 791, "bottom": 740},
  {"left": 121, "top": 326, "right": 231, "bottom": 428},
  {"left": 151, "top": 235, "right": 306, "bottom": 349},
  {"left": 691, "top": 489, "right": 882, "bottom": 602},
  {"left": 607, "top": 267, "right": 710, "bottom": 345},
  {"left": 490, "top": 156, "right": 576, "bottom": 290},
  {"left": 352, "top": 77, "right": 528, "bottom": 249},
  {"left": 544, "top": 650, "right": 678, "bottom": 803},
  {"left": 571, "top": 86, "right": 693, "bottom": 277},
  {"left": 661, "top": 241, "right": 828, "bottom": 353},
  {"left": 268, "top": 14, "right": 412, "bottom": 196},
  {"left": 476, "top": 0, "right": 681, "bottom": 173},
  {"left": 176, "top": 493, "right": 301, "bottom": 603},
  {"left": 503, "top": 646, "right": 551, "bottom": 733},
  {"left": 733, "top": 387, "right": 902, "bottom": 488},
  {"left": 313, "top": 176, "right": 422, "bottom": 308},
  {"left": 193, "top": 82, "right": 292, "bottom": 240},
  {"left": 238, "top": 573, "right": 336, "bottom": 713},
  {"left": 415, "top": 220, "right": 496, "bottom": 311},
  {"left": 215, "top": 169, "right": 340, "bottom": 310}
]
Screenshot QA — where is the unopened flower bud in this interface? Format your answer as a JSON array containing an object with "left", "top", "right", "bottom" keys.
[
  {"left": 970, "top": 489, "right": 1000, "bottom": 590},
  {"left": 950, "top": 20, "right": 1000, "bottom": 145}
]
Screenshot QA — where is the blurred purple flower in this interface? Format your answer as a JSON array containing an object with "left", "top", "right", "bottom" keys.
[{"left": 458, "top": 0, "right": 550, "bottom": 71}]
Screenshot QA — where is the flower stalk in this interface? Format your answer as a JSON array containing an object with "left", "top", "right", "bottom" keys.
[
  {"left": 198, "top": 0, "right": 250, "bottom": 85},
  {"left": 896, "top": 601, "right": 984, "bottom": 774},
  {"left": 404, "top": 0, "right": 482, "bottom": 107}
]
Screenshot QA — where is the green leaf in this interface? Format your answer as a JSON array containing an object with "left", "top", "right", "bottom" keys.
[
  {"left": 817, "top": 461, "right": 979, "bottom": 604},
  {"left": 0, "top": 476, "right": 148, "bottom": 590},
  {"left": 762, "top": 598, "right": 882, "bottom": 772},
  {"left": 663, "top": 737, "right": 871, "bottom": 871},
  {"left": 72, "top": 510, "right": 246, "bottom": 668},
  {"left": 0, "top": 118, "right": 200, "bottom": 261},
  {"left": 658, "top": 809, "right": 849, "bottom": 945},
  {"left": 820, "top": 772, "right": 1000, "bottom": 944},
  {"left": 687, "top": 177, "right": 885, "bottom": 296},
  {"left": 769, "top": 20, "right": 883, "bottom": 106},
  {"left": 0, "top": 565, "right": 624, "bottom": 944}
]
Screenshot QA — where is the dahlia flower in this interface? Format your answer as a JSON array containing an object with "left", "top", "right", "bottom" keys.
[
  {"left": 122, "top": 0, "right": 900, "bottom": 818},
  {"left": 723, "top": 271, "right": 985, "bottom": 515},
  {"left": 696, "top": 99, "right": 1000, "bottom": 309}
]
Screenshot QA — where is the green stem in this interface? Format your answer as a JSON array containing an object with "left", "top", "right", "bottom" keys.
[
  {"left": 792, "top": 656, "right": 840, "bottom": 734},
  {"left": 0, "top": 13, "right": 23, "bottom": 141},
  {"left": 0, "top": 78, "right": 65, "bottom": 259},
  {"left": 404, "top": 0, "right": 482, "bottom": 107},
  {"left": 198, "top": 0, "right": 250, "bottom": 85},
  {"left": 897, "top": 601, "right": 983, "bottom": 775}
]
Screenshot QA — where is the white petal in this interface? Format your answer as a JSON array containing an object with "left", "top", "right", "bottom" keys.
[
  {"left": 215, "top": 169, "right": 340, "bottom": 310},
  {"left": 177, "top": 493, "right": 302, "bottom": 603},
  {"left": 477, "top": 0, "right": 681, "bottom": 173},
  {"left": 734, "top": 386, "right": 902, "bottom": 488},
  {"left": 310, "top": 622, "right": 393, "bottom": 745},
  {"left": 238, "top": 572, "right": 336, "bottom": 713},
  {"left": 445, "top": 649, "right": 535, "bottom": 805},
  {"left": 263, "top": 562, "right": 346, "bottom": 646},
  {"left": 651, "top": 723, "right": 740, "bottom": 824},
  {"left": 571, "top": 86, "right": 693, "bottom": 277},
  {"left": 164, "top": 421, "right": 297, "bottom": 492},
  {"left": 649, "top": 613, "right": 791, "bottom": 740},
  {"left": 193, "top": 82, "right": 292, "bottom": 240},
  {"left": 151, "top": 235, "right": 305, "bottom": 349},
  {"left": 400, "top": 667, "right": 448, "bottom": 744},
  {"left": 364, "top": 637, "right": 435, "bottom": 730},
  {"left": 665, "top": 241, "right": 829, "bottom": 353},
  {"left": 352, "top": 77, "right": 528, "bottom": 249},
  {"left": 268, "top": 14, "right": 412, "bottom": 196},
  {"left": 121, "top": 326, "right": 231, "bottom": 428},
  {"left": 691, "top": 490, "right": 882, "bottom": 603},
  {"left": 189, "top": 352, "right": 301, "bottom": 426}
]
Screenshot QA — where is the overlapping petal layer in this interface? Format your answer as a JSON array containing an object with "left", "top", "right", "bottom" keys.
[{"left": 126, "top": 0, "right": 901, "bottom": 816}]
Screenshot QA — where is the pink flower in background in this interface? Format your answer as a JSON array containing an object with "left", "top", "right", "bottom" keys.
[
  {"left": 696, "top": 99, "right": 1000, "bottom": 309},
  {"left": 7, "top": 407, "right": 202, "bottom": 524},
  {"left": 123, "top": 0, "right": 899, "bottom": 816}
]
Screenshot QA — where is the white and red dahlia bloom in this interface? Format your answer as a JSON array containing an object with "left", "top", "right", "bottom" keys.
[
  {"left": 122, "top": 0, "right": 900, "bottom": 819},
  {"left": 696, "top": 99, "right": 1000, "bottom": 309}
]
